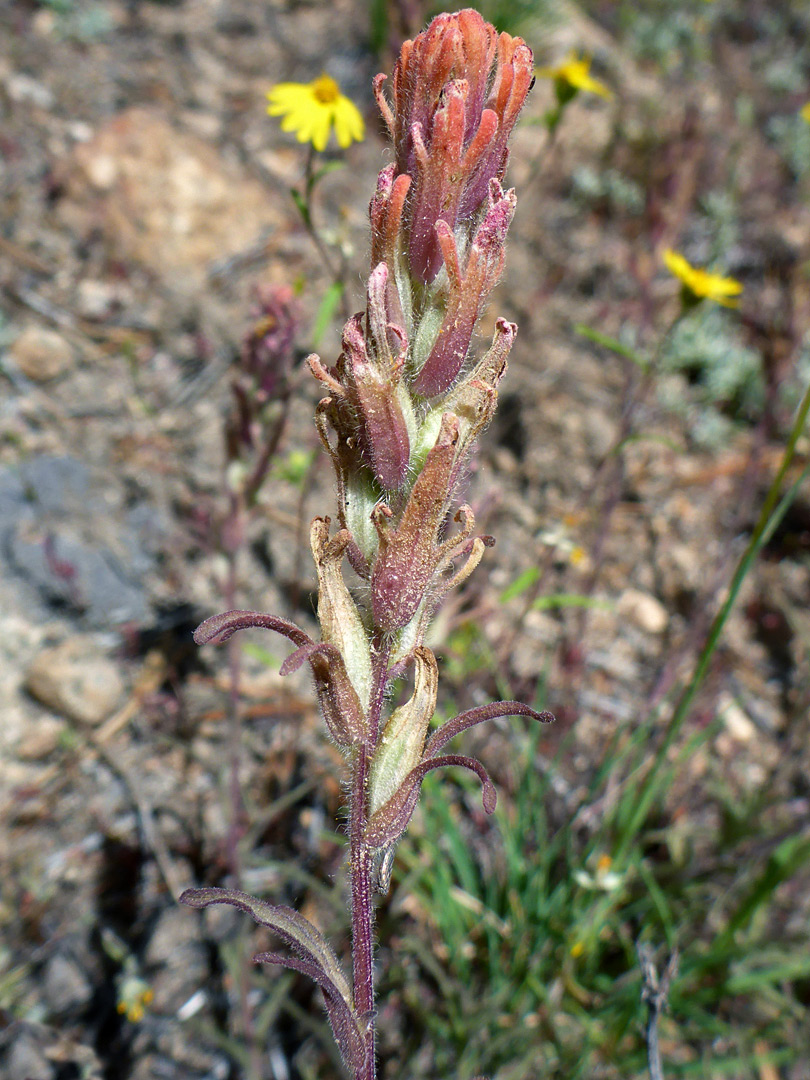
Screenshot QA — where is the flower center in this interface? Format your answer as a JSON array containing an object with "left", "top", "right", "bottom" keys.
[{"left": 312, "top": 75, "right": 340, "bottom": 104}]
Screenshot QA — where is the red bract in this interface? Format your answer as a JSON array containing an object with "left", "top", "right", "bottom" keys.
[{"left": 374, "top": 8, "right": 532, "bottom": 285}]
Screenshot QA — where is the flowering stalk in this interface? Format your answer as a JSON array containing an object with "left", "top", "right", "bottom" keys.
[
  {"left": 183, "top": 12, "right": 553, "bottom": 1079},
  {"left": 220, "top": 283, "right": 302, "bottom": 887}
]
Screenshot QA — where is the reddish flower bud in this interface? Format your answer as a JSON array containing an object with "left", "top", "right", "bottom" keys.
[
  {"left": 369, "top": 164, "right": 411, "bottom": 325},
  {"left": 374, "top": 8, "right": 532, "bottom": 285},
  {"left": 413, "top": 180, "right": 516, "bottom": 397},
  {"left": 333, "top": 266, "right": 414, "bottom": 491},
  {"left": 371, "top": 412, "right": 459, "bottom": 630}
]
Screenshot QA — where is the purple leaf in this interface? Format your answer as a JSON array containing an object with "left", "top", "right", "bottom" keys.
[
  {"left": 425, "top": 701, "right": 554, "bottom": 758},
  {"left": 193, "top": 609, "right": 312, "bottom": 649},
  {"left": 281, "top": 641, "right": 367, "bottom": 744},
  {"left": 180, "top": 888, "right": 365, "bottom": 1071},
  {"left": 180, "top": 888, "right": 347, "bottom": 991},
  {"left": 279, "top": 640, "right": 340, "bottom": 677},
  {"left": 364, "top": 753, "right": 496, "bottom": 849},
  {"left": 254, "top": 952, "right": 366, "bottom": 1072}
]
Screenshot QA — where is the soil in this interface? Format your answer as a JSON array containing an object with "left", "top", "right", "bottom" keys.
[{"left": 1, "top": 2, "right": 809, "bottom": 1079}]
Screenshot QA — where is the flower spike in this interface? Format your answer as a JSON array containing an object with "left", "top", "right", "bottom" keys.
[{"left": 188, "top": 13, "right": 541, "bottom": 1075}]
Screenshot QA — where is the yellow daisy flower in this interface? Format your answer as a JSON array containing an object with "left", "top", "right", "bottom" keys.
[
  {"left": 535, "top": 52, "right": 612, "bottom": 101},
  {"left": 266, "top": 74, "right": 364, "bottom": 152},
  {"left": 663, "top": 248, "right": 743, "bottom": 308},
  {"left": 801, "top": 102, "right": 810, "bottom": 124}
]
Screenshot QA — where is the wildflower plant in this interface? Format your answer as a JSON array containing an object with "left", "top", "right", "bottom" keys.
[
  {"left": 663, "top": 248, "right": 743, "bottom": 309},
  {"left": 267, "top": 73, "right": 365, "bottom": 310},
  {"left": 267, "top": 74, "right": 365, "bottom": 152},
  {"left": 535, "top": 50, "right": 612, "bottom": 134},
  {"left": 182, "top": 10, "right": 553, "bottom": 1079}
]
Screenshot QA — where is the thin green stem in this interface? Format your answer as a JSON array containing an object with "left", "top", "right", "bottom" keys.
[
  {"left": 294, "top": 147, "right": 350, "bottom": 320},
  {"left": 616, "top": 378, "right": 810, "bottom": 863}
]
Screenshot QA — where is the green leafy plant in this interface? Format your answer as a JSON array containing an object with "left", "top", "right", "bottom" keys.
[{"left": 388, "top": 379, "right": 810, "bottom": 1077}]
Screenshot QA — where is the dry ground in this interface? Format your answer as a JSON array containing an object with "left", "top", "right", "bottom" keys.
[{"left": 1, "top": 1, "right": 809, "bottom": 1078}]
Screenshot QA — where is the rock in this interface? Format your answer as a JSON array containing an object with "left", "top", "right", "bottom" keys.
[
  {"left": 5, "top": 71, "right": 55, "bottom": 109},
  {"left": 75, "top": 278, "right": 127, "bottom": 320},
  {"left": 145, "top": 906, "right": 208, "bottom": 1013},
  {"left": 25, "top": 637, "right": 124, "bottom": 725},
  {"left": 1, "top": 457, "right": 153, "bottom": 627},
  {"left": 18, "top": 455, "right": 91, "bottom": 515},
  {"left": 9, "top": 524, "right": 149, "bottom": 626},
  {"left": 7, "top": 1032, "right": 55, "bottom": 1080},
  {"left": 617, "top": 588, "right": 669, "bottom": 634},
  {"left": 144, "top": 905, "right": 200, "bottom": 966},
  {"left": 57, "top": 108, "right": 284, "bottom": 288},
  {"left": 8, "top": 326, "right": 73, "bottom": 382},
  {"left": 0, "top": 468, "right": 34, "bottom": 542},
  {"left": 16, "top": 715, "right": 67, "bottom": 760},
  {"left": 717, "top": 691, "right": 757, "bottom": 743},
  {"left": 43, "top": 953, "right": 93, "bottom": 1015}
]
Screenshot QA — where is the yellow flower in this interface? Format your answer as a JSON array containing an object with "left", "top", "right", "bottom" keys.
[
  {"left": 117, "top": 977, "right": 154, "bottom": 1023},
  {"left": 266, "top": 74, "right": 364, "bottom": 152},
  {"left": 535, "top": 52, "right": 612, "bottom": 101},
  {"left": 801, "top": 102, "right": 810, "bottom": 125},
  {"left": 663, "top": 249, "right": 743, "bottom": 308}
]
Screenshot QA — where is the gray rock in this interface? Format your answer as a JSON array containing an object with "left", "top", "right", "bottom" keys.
[
  {"left": 0, "top": 468, "right": 34, "bottom": 542},
  {"left": 19, "top": 456, "right": 93, "bottom": 516},
  {"left": 0, "top": 456, "right": 154, "bottom": 627},
  {"left": 9, "top": 526, "right": 149, "bottom": 626},
  {"left": 7, "top": 1031, "right": 55, "bottom": 1080},
  {"left": 43, "top": 953, "right": 93, "bottom": 1015},
  {"left": 124, "top": 503, "right": 171, "bottom": 576}
]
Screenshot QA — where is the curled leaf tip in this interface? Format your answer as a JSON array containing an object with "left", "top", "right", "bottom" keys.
[
  {"left": 193, "top": 609, "right": 312, "bottom": 648},
  {"left": 179, "top": 887, "right": 216, "bottom": 907}
]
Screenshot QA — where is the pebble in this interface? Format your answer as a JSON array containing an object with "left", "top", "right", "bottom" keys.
[
  {"left": 717, "top": 691, "right": 757, "bottom": 743},
  {"left": 145, "top": 906, "right": 200, "bottom": 967},
  {"left": 25, "top": 637, "right": 125, "bottom": 725},
  {"left": 617, "top": 588, "right": 669, "bottom": 634},
  {"left": 76, "top": 278, "right": 128, "bottom": 320},
  {"left": 43, "top": 953, "right": 93, "bottom": 1015},
  {"left": 146, "top": 907, "right": 209, "bottom": 1013},
  {"left": 5, "top": 71, "right": 55, "bottom": 109},
  {"left": 7, "top": 1033, "right": 54, "bottom": 1080},
  {"left": 16, "top": 715, "right": 67, "bottom": 761},
  {"left": 8, "top": 326, "right": 73, "bottom": 382}
]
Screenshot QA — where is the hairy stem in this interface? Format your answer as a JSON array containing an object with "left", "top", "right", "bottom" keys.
[
  {"left": 349, "top": 633, "right": 392, "bottom": 1080},
  {"left": 350, "top": 744, "right": 376, "bottom": 1080}
]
